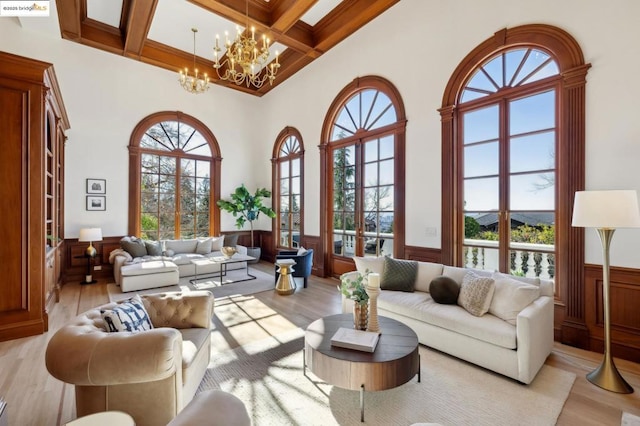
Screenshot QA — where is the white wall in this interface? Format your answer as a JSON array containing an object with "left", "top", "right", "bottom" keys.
[
  {"left": 0, "top": 5, "right": 263, "bottom": 237},
  {"left": 261, "top": 0, "right": 640, "bottom": 267},
  {"left": 2, "top": 0, "right": 640, "bottom": 267}
]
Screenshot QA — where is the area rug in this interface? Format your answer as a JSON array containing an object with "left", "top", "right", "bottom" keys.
[
  {"left": 107, "top": 267, "right": 276, "bottom": 302},
  {"left": 623, "top": 412, "right": 640, "bottom": 426},
  {"left": 198, "top": 328, "right": 576, "bottom": 426}
]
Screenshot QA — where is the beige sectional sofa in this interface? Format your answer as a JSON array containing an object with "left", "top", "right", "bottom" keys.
[
  {"left": 110, "top": 236, "right": 248, "bottom": 292},
  {"left": 342, "top": 256, "right": 554, "bottom": 384}
]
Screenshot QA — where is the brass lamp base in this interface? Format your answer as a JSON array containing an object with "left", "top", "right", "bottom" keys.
[
  {"left": 587, "top": 355, "right": 634, "bottom": 394},
  {"left": 85, "top": 243, "right": 97, "bottom": 257}
]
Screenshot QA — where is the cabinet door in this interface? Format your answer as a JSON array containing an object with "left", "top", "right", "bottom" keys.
[{"left": 0, "top": 79, "right": 46, "bottom": 340}]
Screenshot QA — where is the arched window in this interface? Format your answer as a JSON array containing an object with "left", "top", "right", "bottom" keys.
[
  {"left": 128, "top": 111, "right": 221, "bottom": 239},
  {"left": 441, "top": 25, "right": 590, "bottom": 304},
  {"left": 321, "top": 76, "right": 407, "bottom": 276},
  {"left": 272, "top": 127, "right": 304, "bottom": 249},
  {"left": 460, "top": 48, "right": 559, "bottom": 279}
]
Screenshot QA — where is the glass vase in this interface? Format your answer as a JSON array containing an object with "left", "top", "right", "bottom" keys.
[{"left": 353, "top": 301, "right": 368, "bottom": 331}]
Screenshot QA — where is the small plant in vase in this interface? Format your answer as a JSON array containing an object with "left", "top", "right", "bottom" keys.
[{"left": 339, "top": 271, "right": 370, "bottom": 330}]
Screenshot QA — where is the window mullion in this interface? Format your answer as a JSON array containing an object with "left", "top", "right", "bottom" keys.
[{"left": 499, "top": 99, "right": 510, "bottom": 273}]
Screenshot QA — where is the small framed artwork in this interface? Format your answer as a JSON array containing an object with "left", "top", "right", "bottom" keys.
[
  {"left": 86, "top": 178, "right": 106, "bottom": 194},
  {"left": 86, "top": 195, "right": 106, "bottom": 211}
]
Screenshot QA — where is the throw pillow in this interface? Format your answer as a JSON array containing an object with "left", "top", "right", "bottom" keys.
[
  {"left": 144, "top": 240, "right": 163, "bottom": 256},
  {"left": 163, "top": 249, "right": 175, "bottom": 257},
  {"left": 489, "top": 273, "right": 540, "bottom": 325},
  {"left": 429, "top": 276, "right": 460, "bottom": 304},
  {"left": 210, "top": 236, "right": 224, "bottom": 251},
  {"left": 381, "top": 257, "right": 418, "bottom": 292},
  {"left": 165, "top": 239, "right": 198, "bottom": 253},
  {"left": 196, "top": 238, "right": 213, "bottom": 254},
  {"left": 101, "top": 295, "right": 154, "bottom": 333},
  {"left": 458, "top": 272, "right": 495, "bottom": 316},
  {"left": 353, "top": 256, "right": 385, "bottom": 276},
  {"left": 120, "top": 236, "right": 147, "bottom": 258},
  {"left": 224, "top": 233, "right": 239, "bottom": 247},
  {"left": 297, "top": 246, "right": 308, "bottom": 256}
]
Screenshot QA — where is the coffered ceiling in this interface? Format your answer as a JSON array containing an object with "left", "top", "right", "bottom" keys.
[{"left": 55, "top": 0, "right": 400, "bottom": 96}]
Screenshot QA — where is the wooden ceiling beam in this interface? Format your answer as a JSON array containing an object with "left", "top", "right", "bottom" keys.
[
  {"left": 188, "top": 0, "right": 271, "bottom": 28},
  {"left": 313, "top": 0, "right": 400, "bottom": 53},
  {"left": 123, "top": 0, "right": 158, "bottom": 58},
  {"left": 270, "top": 0, "right": 317, "bottom": 34},
  {"left": 80, "top": 19, "right": 124, "bottom": 54},
  {"left": 56, "top": 0, "right": 82, "bottom": 40}
]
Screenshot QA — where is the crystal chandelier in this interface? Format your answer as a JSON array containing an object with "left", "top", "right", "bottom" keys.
[
  {"left": 179, "top": 28, "right": 210, "bottom": 94},
  {"left": 212, "top": 0, "right": 280, "bottom": 88}
]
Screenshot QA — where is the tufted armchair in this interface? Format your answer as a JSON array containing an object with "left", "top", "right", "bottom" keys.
[
  {"left": 275, "top": 249, "right": 314, "bottom": 288},
  {"left": 45, "top": 291, "right": 214, "bottom": 426}
]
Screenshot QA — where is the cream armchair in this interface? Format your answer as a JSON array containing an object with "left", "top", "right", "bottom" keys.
[{"left": 45, "top": 291, "right": 214, "bottom": 426}]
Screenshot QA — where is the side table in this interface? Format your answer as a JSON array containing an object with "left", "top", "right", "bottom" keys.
[
  {"left": 275, "top": 258, "right": 296, "bottom": 295},
  {"left": 74, "top": 253, "right": 100, "bottom": 285}
]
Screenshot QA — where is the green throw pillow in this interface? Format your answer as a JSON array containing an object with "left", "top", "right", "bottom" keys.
[{"left": 381, "top": 257, "right": 418, "bottom": 292}]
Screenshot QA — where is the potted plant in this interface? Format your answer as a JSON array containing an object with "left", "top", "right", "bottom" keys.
[
  {"left": 217, "top": 184, "right": 276, "bottom": 262},
  {"left": 339, "top": 271, "right": 370, "bottom": 330}
]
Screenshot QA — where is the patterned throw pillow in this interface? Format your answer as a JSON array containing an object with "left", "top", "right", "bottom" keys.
[
  {"left": 458, "top": 272, "right": 495, "bottom": 316},
  {"left": 101, "top": 295, "right": 154, "bottom": 333},
  {"left": 381, "top": 257, "right": 418, "bottom": 292}
]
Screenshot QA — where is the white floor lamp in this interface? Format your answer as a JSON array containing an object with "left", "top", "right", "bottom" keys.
[{"left": 572, "top": 190, "right": 640, "bottom": 394}]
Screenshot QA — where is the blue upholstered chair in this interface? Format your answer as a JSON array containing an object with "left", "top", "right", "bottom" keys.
[{"left": 275, "top": 249, "right": 314, "bottom": 288}]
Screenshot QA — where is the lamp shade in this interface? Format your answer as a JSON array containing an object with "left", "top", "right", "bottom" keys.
[
  {"left": 79, "top": 227, "right": 103, "bottom": 242},
  {"left": 572, "top": 190, "right": 640, "bottom": 229}
]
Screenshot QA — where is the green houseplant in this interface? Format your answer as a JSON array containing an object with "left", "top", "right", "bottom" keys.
[{"left": 217, "top": 184, "right": 276, "bottom": 261}]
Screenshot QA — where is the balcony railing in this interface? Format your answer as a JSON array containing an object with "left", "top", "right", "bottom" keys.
[
  {"left": 463, "top": 239, "right": 555, "bottom": 281},
  {"left": 333, "top": 230, "right": 393, "bottom": 257}
]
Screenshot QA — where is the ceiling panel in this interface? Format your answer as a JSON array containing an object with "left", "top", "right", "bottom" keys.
[
  {"left": 86, "top": 0, "right": 123, "bottom": 27},
  {"left": 299, "top": 0, "right": 342, "bottom": 26}
]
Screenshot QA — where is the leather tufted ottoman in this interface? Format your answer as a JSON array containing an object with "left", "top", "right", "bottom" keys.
[{"left": 120, "top": 260, "right": 179, "bottom": 292}]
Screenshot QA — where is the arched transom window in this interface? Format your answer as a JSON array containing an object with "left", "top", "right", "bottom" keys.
[{"left": 129, "top": 112, "right": 221, "bottom": 240}]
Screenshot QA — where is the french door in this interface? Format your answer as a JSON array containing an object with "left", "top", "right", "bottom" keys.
[{"left": 461, "top": 88, "right": 557, "bottom": 279}]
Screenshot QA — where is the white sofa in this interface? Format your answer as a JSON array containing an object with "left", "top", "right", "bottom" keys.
[
  {"left": 342, "top": 257, "right": 554, "bottom": 384},
  {"left": 110, "top": 236, "right": 248, "bottom": 292}
]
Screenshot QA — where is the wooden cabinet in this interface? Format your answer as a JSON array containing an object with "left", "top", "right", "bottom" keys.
[{"left": 0, "top": 51, "right": 69, "bottom": 341}]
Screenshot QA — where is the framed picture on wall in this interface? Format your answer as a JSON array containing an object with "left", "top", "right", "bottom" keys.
[
  {"left": 86, "top": 195, "right": 106, "bottom": 211},
  {"left": 86, "top": 178, "right": 106, "bottom": 194}
]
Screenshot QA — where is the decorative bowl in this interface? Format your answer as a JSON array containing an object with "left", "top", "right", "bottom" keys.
[{"left": 221, "top": 246, "right": 237, "bottom": 259}]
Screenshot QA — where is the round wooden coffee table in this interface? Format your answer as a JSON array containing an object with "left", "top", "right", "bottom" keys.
[{"left": 304, "top": 313, "right": 420, "bottom": 422}]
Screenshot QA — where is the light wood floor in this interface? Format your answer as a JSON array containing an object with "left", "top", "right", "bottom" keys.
[{"left": 1, "top": 262, "right": 639, "bottom": 425}]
